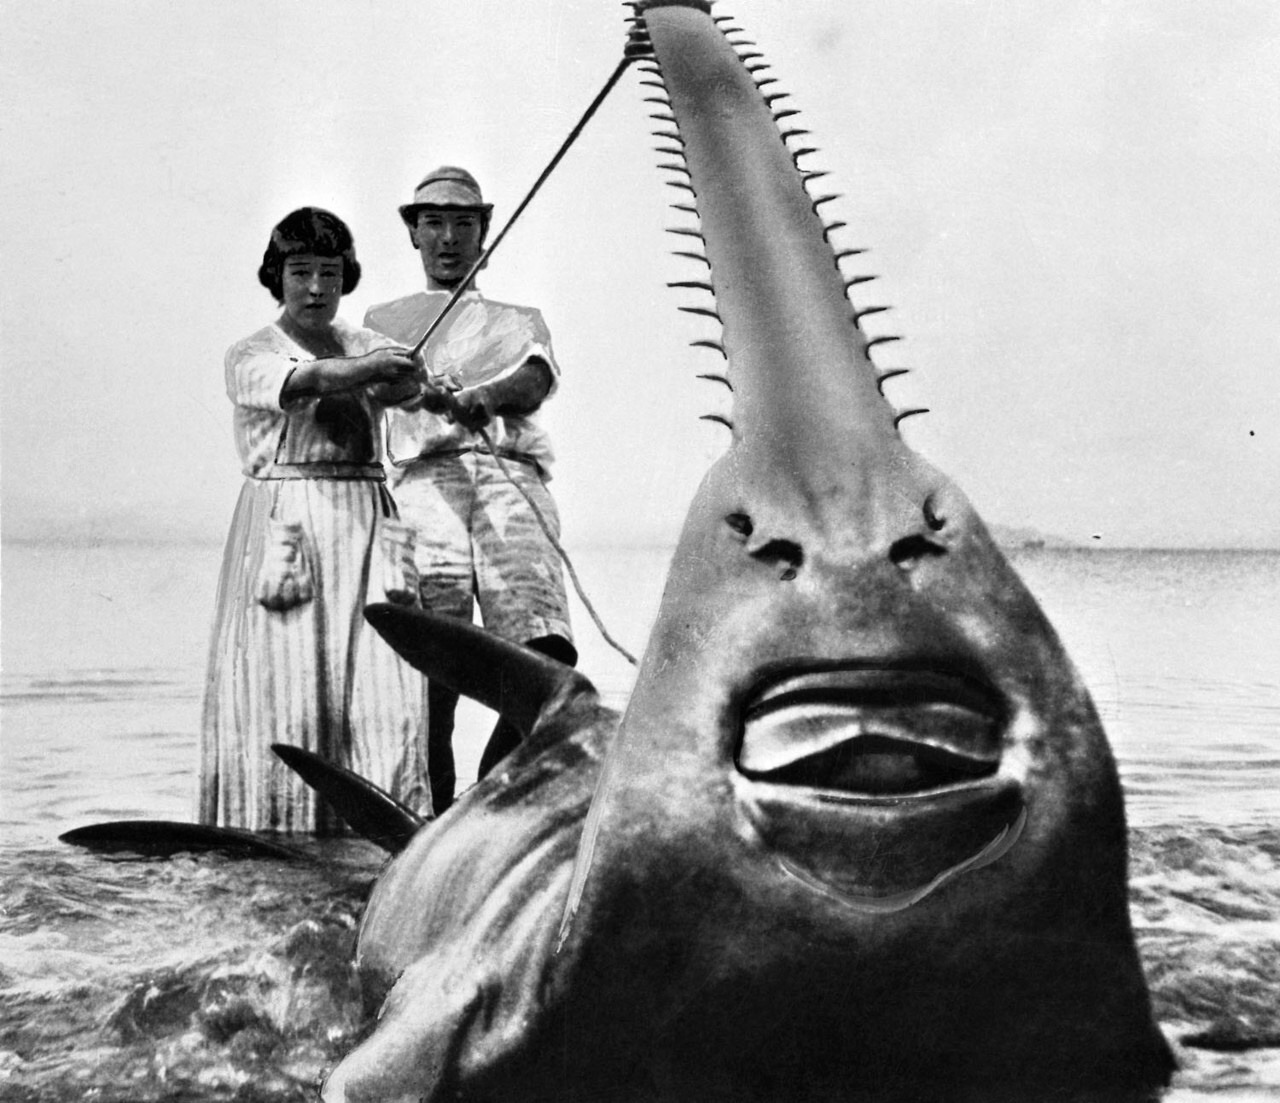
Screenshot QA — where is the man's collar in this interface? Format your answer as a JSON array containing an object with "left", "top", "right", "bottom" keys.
[{"left": 425, "top": 286, "right": 483, "bottom": 300}]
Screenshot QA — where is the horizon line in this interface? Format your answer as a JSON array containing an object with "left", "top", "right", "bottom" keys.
[{"left": 3, "top": 534, "right": 1279, "bottom": 554}]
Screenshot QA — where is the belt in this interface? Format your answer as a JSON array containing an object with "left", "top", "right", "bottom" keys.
[
  {"left": 258, "top": 462, "right": 386, "bottom": 481},
  {"left": 401, "top": 447, "right": 539, "bottom": 468}
]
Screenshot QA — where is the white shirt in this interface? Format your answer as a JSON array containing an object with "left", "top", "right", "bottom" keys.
[{"left": 363, "top": 289, "right": 560, "bottom": 473}]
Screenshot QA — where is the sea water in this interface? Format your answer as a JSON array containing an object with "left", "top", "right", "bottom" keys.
[{"left": 2, "top": 541, "right": 1278, "bottom": 1099}]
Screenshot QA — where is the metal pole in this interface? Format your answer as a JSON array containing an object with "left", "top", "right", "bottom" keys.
[{"left": 410, "top": 55, "right": 635, "bottom": 358}]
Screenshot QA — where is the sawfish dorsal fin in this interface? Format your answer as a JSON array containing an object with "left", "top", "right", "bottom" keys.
[
  {"left": 364, "top": 603, "right": 600, "bottom": 740},
  {"left": 270, "top": 743, "right": 427, "bottom": 853}
]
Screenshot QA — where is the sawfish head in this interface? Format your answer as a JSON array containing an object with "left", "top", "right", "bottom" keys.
[{"left": 549, "top": 0, "right": 1171, "bottom": 1087}]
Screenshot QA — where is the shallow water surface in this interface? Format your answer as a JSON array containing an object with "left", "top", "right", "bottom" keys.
[{"left": 0, "top": 839, "right": 378, "bottom": 1100}]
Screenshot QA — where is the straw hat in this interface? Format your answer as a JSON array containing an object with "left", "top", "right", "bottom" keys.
[{"left": 398, "top": 166, "right": 493, "bottom": 227}]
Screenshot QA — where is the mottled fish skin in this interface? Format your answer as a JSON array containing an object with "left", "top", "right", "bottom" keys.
[{"left": 323, "top": 3, "right": 1174, "bottom": 1100}]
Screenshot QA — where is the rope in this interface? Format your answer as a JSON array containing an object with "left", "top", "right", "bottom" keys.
[{"left": 477, "top": 427, "right": 639, "bottom": 667}]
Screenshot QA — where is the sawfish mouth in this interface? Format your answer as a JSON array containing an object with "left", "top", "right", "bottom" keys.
[
  {"left": 737, "top": 667, "right": 1005, "bottom": 797},
  {"left": 734, "top": 666, "right": 1024, "bottom": 908}
]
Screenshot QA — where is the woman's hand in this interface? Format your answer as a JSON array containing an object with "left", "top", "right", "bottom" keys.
[
  {"left": 283, "top": 345, "right": 422, "bottom": 403},
  {"left": 351, "top": 346, "right": 421, "bottom": 387}
]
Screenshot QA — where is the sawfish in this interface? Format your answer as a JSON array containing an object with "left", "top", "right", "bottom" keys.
[{"left": 311, "top": 1, "right": 1176, "bottom": 1098}]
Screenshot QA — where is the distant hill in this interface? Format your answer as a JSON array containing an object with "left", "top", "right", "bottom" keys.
[{"left": 988, "top": 523, "right": 1080, "bottom": 549}]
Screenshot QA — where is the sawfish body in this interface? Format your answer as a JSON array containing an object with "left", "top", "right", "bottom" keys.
[{"left": 321, "top": 1, "right": 1174, "bottom": 1099}]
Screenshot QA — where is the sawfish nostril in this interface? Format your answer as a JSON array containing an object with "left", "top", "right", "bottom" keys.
[
  {"left": 890, "top": 534, "right": 945, "bottom": 571},
  {"left": 923, "top": 495, "right": 946, "bottom": 532},
  {"left": 752, "top": 539, "right": 803, "bottom": 580},
  {"left": 726, "top": 513, "right": 753, "bottom": 538}
]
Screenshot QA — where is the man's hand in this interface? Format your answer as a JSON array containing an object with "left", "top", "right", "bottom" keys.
[
  {"left": 445, "top": 355, "right": 554, "bottom": 431},
  {"left": 448, "top": 386, "right": 497, "bottom": 433},
  {"left": 419, "top": 372, "right": 461, "bottom": 414}
]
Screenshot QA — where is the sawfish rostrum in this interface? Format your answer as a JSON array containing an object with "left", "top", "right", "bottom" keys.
[{"left": 321, "top": 2, "right": 1173, "bottom": 1099}]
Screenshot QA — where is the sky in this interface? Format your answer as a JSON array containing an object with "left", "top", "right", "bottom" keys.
[{"left": 3, "top": 0, "right": 1279, "bottom": 550}]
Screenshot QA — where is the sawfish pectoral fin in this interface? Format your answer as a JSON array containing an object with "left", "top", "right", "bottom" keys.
[
  {"left": 270, "top": 743, "right": 426, "bottom": 853},
  {"left": 322, "top": 955, "right": 521, "bottom": 1103},
  {"left": 322, "top": 964, "right": 486, "bottom": 1103},
  {"left": 58, "top": 821, "right": 307, "bottom": 861},
  {"left": 365, "top": 603, "right": 600, "bottom": 740}
]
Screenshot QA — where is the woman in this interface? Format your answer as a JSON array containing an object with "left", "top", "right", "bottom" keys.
[{"left": 198, "top": 207, "right": 431, "bottom": 833}]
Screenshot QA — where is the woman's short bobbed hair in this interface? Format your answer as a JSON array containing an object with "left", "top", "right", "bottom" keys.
[{"left": 257, "top": 207, "right": 362, "bottom": 300}]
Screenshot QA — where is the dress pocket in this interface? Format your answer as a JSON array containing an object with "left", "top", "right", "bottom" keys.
[
  {"left": 380, "top": 519, "right": 420, "bottom": 606},
  {"left": 256, "top": 519, "right": 315, "bottom": 612}
]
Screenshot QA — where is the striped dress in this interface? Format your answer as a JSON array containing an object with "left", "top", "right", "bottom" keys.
[{"left": 197, "top": 318, "right": 431, "bottom": 833}]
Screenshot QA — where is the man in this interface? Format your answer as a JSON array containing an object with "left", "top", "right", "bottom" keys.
[{"left": 365, "top": 166, "right": 576, "bottom": 813}]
